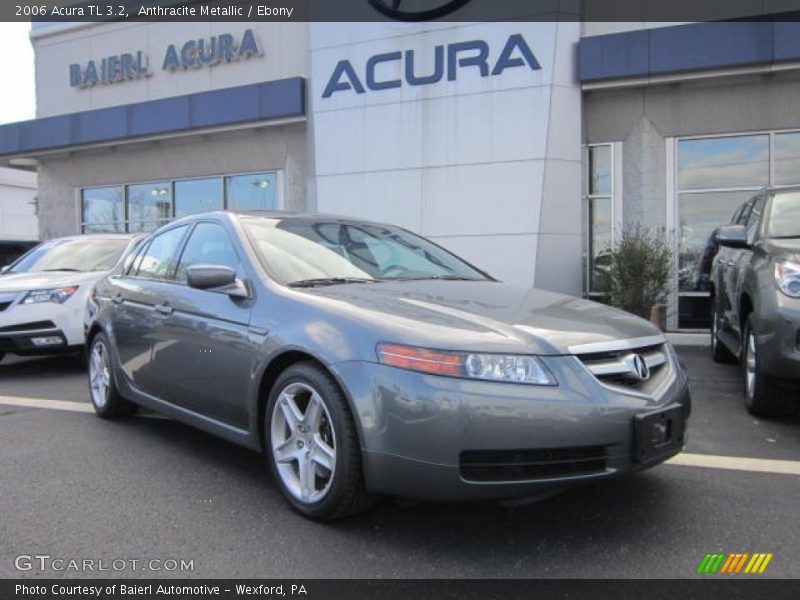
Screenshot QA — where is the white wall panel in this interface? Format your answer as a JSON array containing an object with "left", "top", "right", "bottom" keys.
[
  {"left": 309, "top": 22, "right": 581, "bottom": 291},
  {"left": 314, "top": 87, "right": 550, "bottom": 176},
  {"left": 429, "top": 233, "right": 537, "bottom": 285},
  {"left": 422, "top": 160, "right": 544, "bottom": 237},
  {"left": 316, "top": 170, "right": 423, "bottom": 231},
  {"left": 0, "top": 168, "right": 38, "bottom": 240}
]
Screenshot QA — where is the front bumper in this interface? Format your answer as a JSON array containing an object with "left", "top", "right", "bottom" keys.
[
  {"left": 757, "top": 296, "right": 800, "bottom": 381},
  {"left": 0, "top": 296, "right": 86, "bottom": 355},
  {"left": 331, "top": 352, "right": 690, "bottom": 502}
]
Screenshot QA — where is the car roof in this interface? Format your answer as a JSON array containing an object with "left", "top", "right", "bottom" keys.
[
  {"left": 211, "top": 210, "right": 395, "bottom": 229},
  {"left": 44, "top": 233, "right": 139, "bottom": 242}
]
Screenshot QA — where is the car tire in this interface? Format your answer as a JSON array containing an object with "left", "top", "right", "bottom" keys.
[
  {"left": 87, "top": 332, "right": 137, "bottom": 419},
  {"left": 710, "top": 299, "right": 737, "bottom": 364},
  {"left": 742, "top": 316, "right": 795, "bottom": 418},
  {"left": 265, "top": 361, "right": 373, "bottom": 520}
]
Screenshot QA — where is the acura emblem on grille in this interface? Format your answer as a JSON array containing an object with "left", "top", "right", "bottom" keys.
[{"left": 630, "top": 354, "right": 651, "bottom": 381}]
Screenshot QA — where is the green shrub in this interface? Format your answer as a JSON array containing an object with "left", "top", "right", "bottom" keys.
[{"left": 603, "top": 224, "right": 673, "bottom": 320}]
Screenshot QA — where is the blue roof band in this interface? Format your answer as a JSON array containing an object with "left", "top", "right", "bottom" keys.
[
  {"left": 0, "top": 77, "right": 305, "bottom": 156},
  {"left": 580, "top": 22, "right": 800, "bottom": 83}
]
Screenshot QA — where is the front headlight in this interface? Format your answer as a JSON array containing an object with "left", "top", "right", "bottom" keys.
[
  {"left": 21, "top": 286, "right": 79, "bottom": 304},
  {"left": 775, "top": 260, "right": 800, "bottom": 298},
  {"left": 377, "top": 343, "right": 557, "bottom": 385}
]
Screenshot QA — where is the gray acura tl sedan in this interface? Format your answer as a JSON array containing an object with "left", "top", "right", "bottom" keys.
[{"left": 85, "top": 211, "right": 690, "bottom": 520}]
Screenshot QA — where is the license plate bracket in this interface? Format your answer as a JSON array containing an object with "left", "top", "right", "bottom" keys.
[{"left": 633, "top": 404, "right": 685, "bottom": 463}]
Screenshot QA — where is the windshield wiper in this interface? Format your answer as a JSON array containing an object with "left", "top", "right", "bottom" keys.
[
  {"left": 42, "top": 268, "right": 82, "bottom": 272},
  {"left": 769, "top": 235, "right": 800, "bottom": 240},
  {"left": 392, "top": 275, "right": 483, "bottom": 282},
  {"left": 287, "top": 277, "right": 376, "bottom": 288}
]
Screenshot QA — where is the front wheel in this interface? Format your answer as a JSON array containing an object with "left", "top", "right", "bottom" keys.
[
  {"left": 88, "top": 332, "right": 136, "bottom": 419},
  {"left": 266, "top": 362, "right": 372, "bottom": 520},
  {"left": 742, "top": 317, "right": 795, "bottom": 418},
  {"left": 710, "top": 298, "right": 736, "bottom": 363}
]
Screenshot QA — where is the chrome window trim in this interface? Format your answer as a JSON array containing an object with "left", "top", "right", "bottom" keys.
[{"left": 567, "top": 334, "right": 666, "bottom": 356}]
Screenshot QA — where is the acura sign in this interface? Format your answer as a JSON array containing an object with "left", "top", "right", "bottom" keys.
[{"left": 322, "top": 33, "right": 541, "bottom": 98}]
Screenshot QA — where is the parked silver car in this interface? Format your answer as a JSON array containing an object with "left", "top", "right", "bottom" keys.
[{"left": 85, "top": 212, "right": 690, "bottom": 520}]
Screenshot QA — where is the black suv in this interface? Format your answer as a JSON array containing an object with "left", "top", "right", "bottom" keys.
[{"left": 710, "top": 187, "right": 800, "bottom": 417}]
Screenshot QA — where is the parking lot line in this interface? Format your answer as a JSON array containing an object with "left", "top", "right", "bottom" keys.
[
  {"left": 666, "top": 453, "right": 800, "bottom": 476},
  {"left": 0, "top": 395, "right": 93, "bottom": 413},
  {"left": 1, "top": 395, "right": 798, "bottom": 477}
]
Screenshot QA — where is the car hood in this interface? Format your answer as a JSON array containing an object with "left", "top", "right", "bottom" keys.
[
  {"left": 0, "top": 270, "right": 104, "bottom": 294},
  {"left": 763, "top": 238, "right": 800, "bottom": 261},
  {"left": 300, "top": 280, "right": 662, "bottom": 355}
]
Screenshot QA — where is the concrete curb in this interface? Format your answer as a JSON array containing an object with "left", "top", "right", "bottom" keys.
[{"left": 666, "top": 333, "right": 709, "bottom": 347}]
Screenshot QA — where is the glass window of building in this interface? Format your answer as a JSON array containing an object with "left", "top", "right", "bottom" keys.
[
  {"left": 775, "top": 132, "right": 800, "bottom": 185},
  {"left": 175, "top": 178, "right": 223, "bottom": 218},
  {"left": 583, "top": 145, "right": 614, "bottom": 296},
  {"left": 678, "top": 136, "right": 769, "bottom": 190},
  {"left": 676, "top": 134, "right": 769, "bottom": 328},
  {"left": 226, "top": 173, "right": 277, "bottom": 211},
  {"left": 127, "top": 181, "right": 173, "bottom": 233},
  {"left": 81, "top": 187, "right": 124, "bottom": 233},
  {"left": 78, "top": 171, "right": 279, "bottom": 233}
]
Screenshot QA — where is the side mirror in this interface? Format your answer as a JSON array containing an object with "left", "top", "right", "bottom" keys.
[
  {"left": 0, "top": 266, "right": 9, "bottom": 274},
  {"left": 186, "top": 265, "right": 248, "bottom": 298},
  {"left": 717, "top": 225, "right": 749, "bottom": 249}
]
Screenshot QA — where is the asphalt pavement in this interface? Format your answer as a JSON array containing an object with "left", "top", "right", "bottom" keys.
[{"left": 0, "top": 346, "right": 798, "bottom": 579}]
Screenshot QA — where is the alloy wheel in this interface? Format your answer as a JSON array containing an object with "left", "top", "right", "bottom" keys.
[
  {"left": 89, "top": 340, "right": 111, "bottom": 409},
  {"left": 270, "top": 382, "right": 337, "bottom": 504},
  {"left": 711, "top": 309, "right": 719, "bottom": 351},
  {"left": 745, "top": 331, "right": 757, "bottom": 401}
]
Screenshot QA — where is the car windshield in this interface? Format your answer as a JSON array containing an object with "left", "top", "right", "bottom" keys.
[
  {"left": 767, "top": 192, "right": 800, "bottom": 238},
  {"left": 8, "top": 238, "right": 130, "bottom": 273},
  {"left": 242, "top": 218, "right": 490, "bottom": 285}
]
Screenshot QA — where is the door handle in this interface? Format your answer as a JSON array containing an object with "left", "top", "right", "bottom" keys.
[
  {"left": 112, "top": 293, "right": 123, "bottom": 305},
  {"left": 154, "top": 303, "right": 173, "bottom": 316}
]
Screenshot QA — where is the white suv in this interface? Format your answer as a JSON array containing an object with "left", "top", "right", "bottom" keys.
[{"left": 0, "top": 234, "right": 140, "bottom": 362}]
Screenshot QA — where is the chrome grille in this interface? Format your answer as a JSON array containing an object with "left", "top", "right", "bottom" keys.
[{"left": 570, "top": 336, "right": 671, "bottom": 392}]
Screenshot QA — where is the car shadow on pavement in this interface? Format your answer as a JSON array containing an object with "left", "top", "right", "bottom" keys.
[
  {"left": 111, "top": 410, "right": 677, "bottom": 557},
  {"left": 0, "top": 354, "right": 88, "bottom": 401},
  {"left": 0, "top": 354, "right": 84, "bottom": 374}
]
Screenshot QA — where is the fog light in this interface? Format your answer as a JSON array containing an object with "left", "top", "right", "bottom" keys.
[{"left": 31, "top": 336, "right": 64, "bottom": 346}]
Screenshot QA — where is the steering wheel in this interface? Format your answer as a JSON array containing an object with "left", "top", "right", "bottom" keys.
[{"left": 380, "top": 264, "right": 413, "bottom": 278}]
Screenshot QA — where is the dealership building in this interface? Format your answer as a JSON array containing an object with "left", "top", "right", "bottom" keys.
[{"left": 2, "top": 17, "right": 800, "bottom": 330}]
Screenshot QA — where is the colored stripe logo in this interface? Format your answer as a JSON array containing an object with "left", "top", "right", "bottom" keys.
[{"left": 697, "top": 553, "right": 773, "bottom": 574}]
